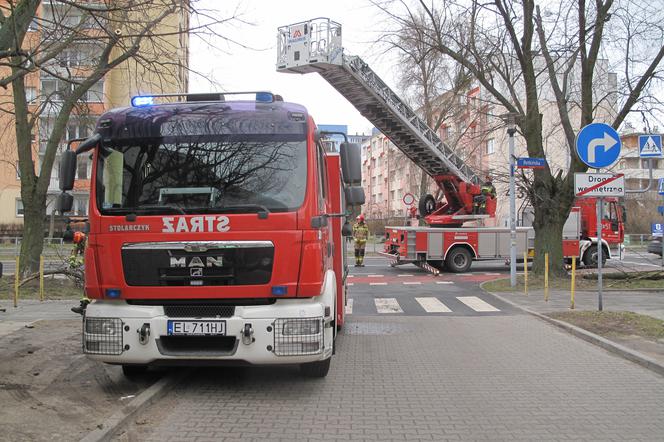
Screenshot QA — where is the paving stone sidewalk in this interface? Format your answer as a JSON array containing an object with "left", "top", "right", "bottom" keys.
[{"left": 492, "top": 288, "right": 664, "bottom": 320}]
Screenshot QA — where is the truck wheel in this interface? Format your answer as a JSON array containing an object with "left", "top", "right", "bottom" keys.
[
  {"left": 418, "top": 194, "right": 436, "bottom": 217},
  {"left": 583, "top": 245, "right": 607, "bottom": 267},
  {"left": 122, "top": 364, "right": 148, "bottom": 378},
  {"left": 445, "top": 247, "right": 472, "bottom": 273},
  {"left": 300, "top": 357, "right": 331, "bottom": 378}
]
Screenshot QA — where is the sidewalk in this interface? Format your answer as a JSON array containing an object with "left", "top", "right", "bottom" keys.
[
  {"left": 494, "top": 288, "right": 664, "bottom": 320},
  {"left": 0, "top": 299, "right": 78, "bottom": 337},
  {"left": 488, "top": 287, "right": 664, "bottom": 371}
]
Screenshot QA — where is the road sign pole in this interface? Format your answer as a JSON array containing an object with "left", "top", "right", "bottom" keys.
[
  {"left": 508, "top": 116, "right": 517, "bottom": 288},
  {"left": 597, "top": 196, "right": 603, "bottom": 311}
]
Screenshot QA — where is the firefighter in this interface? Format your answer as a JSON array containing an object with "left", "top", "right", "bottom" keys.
[
  {"left": 70, "top": 231, "right": 89, "bottom": 315},
  {"left": 352, "top": 214, "right": 368, "bottom": 267},
  {"left": 473, "top": 176, "right": 497, "bottom": 214}
]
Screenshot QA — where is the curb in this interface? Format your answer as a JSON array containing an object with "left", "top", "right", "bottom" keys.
[
  {"left": 80, "top": 369, "right": 188, "bottom": 442},
  {"left": 483, "top": 286, "right": 664, "bottom": 378}
]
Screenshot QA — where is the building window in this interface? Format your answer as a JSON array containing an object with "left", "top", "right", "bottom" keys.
[
  {"left": 26, "top": 87, "right": 37, "bottom": 103},
  {"left": 77, "top": 157, "right": 89, "bottom": 179},
  {"left": 486, "top": 138, "right": 495, "bottom": 155},
  {"left": 16, "top": 199, "right": 24, "bottom": 217},
  {"left": 74, "top": 197, "right": 88, "bottom": 216}
]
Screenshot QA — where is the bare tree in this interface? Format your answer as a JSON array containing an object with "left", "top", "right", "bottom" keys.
[
  {"left": 377, "top": 0, "right": 664, "bottom": 275},
  {"left": 0, "top": 0, "right": 240, "bottom": 276}
]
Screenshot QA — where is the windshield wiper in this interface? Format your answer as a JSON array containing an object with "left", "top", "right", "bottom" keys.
[
  {"left": 194, "top": 204, "right": 271, "bottom": 218},
  {"left": 135, "top": 204, "right": 187, "bottom": 215},
  {"left": 103, "top": 205, "right": 186, "bottom": 215}
]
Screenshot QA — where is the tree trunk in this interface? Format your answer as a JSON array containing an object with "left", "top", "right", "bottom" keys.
[
  {"left": 530, "top": 190, "right": 570, "bottom": 277},
  {"left": 20, "top": 201, "right": 47, "bottom": 277}
]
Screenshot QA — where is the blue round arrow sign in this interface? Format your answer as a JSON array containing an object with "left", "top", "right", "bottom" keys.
[{"left": 575, "top": 123, "right": 621, "bottom": 169}]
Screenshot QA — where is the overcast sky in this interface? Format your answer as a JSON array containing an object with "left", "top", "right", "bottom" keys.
[{"left": 189, "top": 0, "right": 395, "bottom": 135}]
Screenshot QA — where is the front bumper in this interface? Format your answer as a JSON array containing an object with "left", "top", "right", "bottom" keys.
[{"left": 83, "top": 299, "right": 334, "bottom": 366}]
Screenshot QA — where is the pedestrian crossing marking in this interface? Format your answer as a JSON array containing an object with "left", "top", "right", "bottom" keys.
[
  {"left": 415, "top": 297, "right": 452, "bottom": 313},
  {"left": 368, "top": 274, "right": 384, "bottom": 278},
  {"left": 374, "top": 298, "right": 403, "bottom": 313},
  {"left": 345, "top": 298, "right": 353, "bottom": 314},
  {"left": 457, "top": 296, "right": 500, "bottom": 312},
  {"left": 369, "top": 282, "right": 388, "bottom": 286},
  {"left": 403, "top": 282, "right": 422, "bottom": 285},
  {"left": 436, "top": 281, "right": 454, "bottom": 285}
]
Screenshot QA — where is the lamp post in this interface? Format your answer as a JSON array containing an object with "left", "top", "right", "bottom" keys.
[{"left": 507, "top": 115, "right": 517, "bottom": 288}]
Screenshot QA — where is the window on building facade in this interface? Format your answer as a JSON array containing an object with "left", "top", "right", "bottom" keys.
[
  {"left": 74, "top": 197, "right": 89, "bottom": 216},
  {"left": 16, "top": 199, "right": 24, "bottom": 217},
  {"left": 486, "top": 138, "right": 495, "bottom": 155},
  {"left": 77, "top": 157, "right": 90, "bottom": 179},
  {"left": 25, "top": 87, "right": 37, "bottom": 103}
]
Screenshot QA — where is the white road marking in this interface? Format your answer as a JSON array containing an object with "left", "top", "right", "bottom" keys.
[
  {"left": 457, "top": 296, "right": 500, "bottom": 312},
  {"left": 369, "top": 282, "right": 388, "bottom": 286},
  {"left": 374, "top": 298, "right": 403, "bottom": 313},
  {"left": 347, "top": 283, "right": 354, "bottom": 286},
  {"left": 403, "top": 282, "right": 422, "bottom": 285},
  {"left": 347, "top": 275, "right": 354, "bottom": 278},
  {"left": 368, "top": 274, "right": 384, "bottom": 278},
  {"left": 436, "top": 281, "right": 454, "bottom": 285},
  {"left": 397, "top": 274, "right": 414, "bottom": 277},
  {"left": 415, "top": 297, "right": 452, "bottom": 313},
  {"left": 484, "top": 272, "right": 502, "bottom": 275},
  {"left": 345, "top": 298, "right": 353, "bottom": 314}
]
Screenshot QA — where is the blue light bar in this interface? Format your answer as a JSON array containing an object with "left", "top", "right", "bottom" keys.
[
  {"left": 105, "top": 288, "right": 122, "bottom": 298},
  {"left": 271, "top": 286, "right": 288, "bottom": 296},
  {"left": 255, "top": 92, "right": 274, "bottom": 103},
  {"left": 131, "top": 95, "right": 154, "bottom": 107}
]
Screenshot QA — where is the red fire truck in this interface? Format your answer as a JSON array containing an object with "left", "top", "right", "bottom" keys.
[
  {"left": 56, "top": 91, "right": 364, "bottom": 377},
  {"left": 276, "top": 18, "right": 625, "bottom": 273}
]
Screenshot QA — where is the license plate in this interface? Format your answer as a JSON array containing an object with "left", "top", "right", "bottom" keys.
[{"left": 167, "top": 320, "right": 226, "bottom": 336}]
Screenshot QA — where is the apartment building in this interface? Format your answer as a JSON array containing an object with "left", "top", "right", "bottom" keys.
[
  {"left": 0, "top": 1, "right": 189, "bottom": 231},
  {"left": 614, "top": 129, "right": 664, "bottom": 189}
]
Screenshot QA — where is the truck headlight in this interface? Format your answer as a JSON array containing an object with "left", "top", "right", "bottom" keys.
[
  {"left": 282, "top": 319, "right": 320, "bottom": 336},
  {"left": 273, "top": 318, "right": 323, "bottom": 356},
  {"left": 83, "top": 318, "right": 123, "bottom": 355}
]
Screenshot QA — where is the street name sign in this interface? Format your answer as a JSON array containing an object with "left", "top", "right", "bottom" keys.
[
  {"left": 516, "top": 157, "right": 546, "bottom": 169},
  {"left": 639, "top": 134, "right": 663, "bottom": 158},
  {"left": 574, "top": 173, "right": 625, "bottom": 197},
  {"left": 575, "top": 123, "right": 621, "bottom": 168}
]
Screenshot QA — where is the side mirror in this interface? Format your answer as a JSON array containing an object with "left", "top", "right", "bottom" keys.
[
  {"left": 339, "top": 142, "right": 362, "bottom": 185},
  {"left": 310, "top": 215, "right": 329, "bottom": 229},
  {"left": 342, "top": 222, "right": 353, "bottom": 237},
  {"left": 59, "top": 150, "right": 77, "bottom": 191},
  {"left": 344, "top": 186, "right": 365, "bottom": 206},
  {"left": 56, "top": 192, "right": 74, "bottom": 214}
]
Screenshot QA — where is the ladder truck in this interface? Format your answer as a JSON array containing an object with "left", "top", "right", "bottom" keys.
[{"left": 276, "top": 18, "right": 625, "bottom": 273}]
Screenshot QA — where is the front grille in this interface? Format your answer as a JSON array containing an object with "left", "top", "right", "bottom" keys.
[
  {"left": 164, "top": 305, "right": 235, "bottom": 318},
  {"left": 122, "top": 241, "right": 274, "bottom": 287},
  {"left": 157, "top": 336, "right": 237, "bottom": 356}
]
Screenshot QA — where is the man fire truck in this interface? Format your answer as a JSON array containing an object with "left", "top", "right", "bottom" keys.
[
  {"left": 276, "top": 18, "right": 625, "bottom": 273},
  {"left": 56, "top": 91, "right": 364, "bottom": 378}
]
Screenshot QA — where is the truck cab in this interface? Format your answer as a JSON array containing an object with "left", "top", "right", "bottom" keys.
[{"left": 57, "top": 92, "right": 364, "bottom": 377}]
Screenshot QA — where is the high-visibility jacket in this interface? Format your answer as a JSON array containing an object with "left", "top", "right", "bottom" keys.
[
  {"left": 481, "top": 184, "right": 496, "bottom": 198},
  {"left": 353, "top": 222, "right": 369, "bottom": 247}
]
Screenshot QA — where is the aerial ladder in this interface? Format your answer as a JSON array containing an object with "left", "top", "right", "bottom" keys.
[{"left": 276, "top": 18, "right": 495, "bottom": 226}]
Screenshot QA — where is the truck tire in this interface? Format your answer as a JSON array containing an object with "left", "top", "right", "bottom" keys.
[
  {"left": 122, "top": 364, "right": 148, "bottom": 378},
  {"left": 445, "top": 247, "right": 472, "bottom": 273},
  {"left": 418, "top": 194, "right": 436, "bottom": 217},
  {"left": 583, "top": 245, "right": 607, "bottom": 267},
  {"left": 300, "top": 357, "right": 331, "bottom": 378}
]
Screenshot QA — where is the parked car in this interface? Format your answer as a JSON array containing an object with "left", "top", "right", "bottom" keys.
[{"left": 647, "top": 236, "right": 662, "bottom": 256}]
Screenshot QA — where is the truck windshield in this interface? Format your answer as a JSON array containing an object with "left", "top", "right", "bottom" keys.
[{"left": 96, "top": 135, "right": 308, "bottom": 215}]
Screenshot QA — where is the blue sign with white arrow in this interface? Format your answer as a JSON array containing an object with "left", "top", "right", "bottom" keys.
[
  {"left": 575, "top": 123, "right": 621, "bottom": 168},
  {"left": 639, "top": 134, "right": 663, "bottom": 158},
  {"left": 659, "top": 178, "right": 664, "bottom": 195}
]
